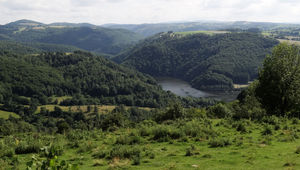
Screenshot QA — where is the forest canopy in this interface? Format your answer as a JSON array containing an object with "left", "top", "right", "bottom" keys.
[{"left": 115, "top": 32, "right": 278, "bottom": 91}]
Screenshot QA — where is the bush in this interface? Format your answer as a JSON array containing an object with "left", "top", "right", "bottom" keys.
[
  {"left": 262, "top": 116, "right": 279, "bottom": 125},
  {"left": 151, "top": 125, "right": 183, "bottom": 142},
  {"left": 109, "top": 145, "right": 141, "bottom": 160},
  {"left": 132, "top": 156, "right": 140, "bottom": 165},
  {"left": 77, "top": 141, "right": 97, "bottom": 153},
  {"left": 0, "top": 148, "right": 14, "bottom": 158},
  {"left": 209, "top": 137, "right": 232, "bottom": 148},
  {"left": 262, "top": 125, "right": 273, "bottom": 135},
  {"left": 208, "top": 103, "right": 233, "bottom": 118},
  {"left": 155, "top": 103, "right": 185, "bottom": 121},
  {"left": 233, "top": 121, "right": 247, "bottom": 133},
  {"left": 15, "top": 141, "right": 42, "bottom": 154},
  {"left": 185, "top": 145, "right": 199, "bottom": 156},
  {"left": 115, "top": 135, "right": 141, "bottom": 145}
]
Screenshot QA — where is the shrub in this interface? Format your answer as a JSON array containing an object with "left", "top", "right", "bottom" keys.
[
  {"left": 155, "top": 103, "right": 185, "bottom": 122},
  {"left": 132, "top": 156, "right": 140, "bottom": 165},
  {"left": 209, "top": 137, "right": 231, "bottom": 148},
  {"left": 234, "top": 122, "right": 247, "bottom": 133},
  {"left": 262, "top": 125, "right": 273, "bottom": 135},
  {"left": 115, "top": 135, "right": 141, "bottom": 145},
  {"left": 0, "top": 148, "right": 14, "bottom": 158},
  {"left": 262, "top": 116, "right": 279, "bottom": 125},
  {"left": 185, "top": 145, "right": 199, "bottom": 156},
  {"left": 207, "top": 103, "right": 233, "bottom": 118},
  {"left": 292, "top": 118, "right": 299, "bottom": 125},
  {"left": 15, "top": 141, "right": 42, "bottom": 154},
  {"left": 151, "top": 125, "right": 183, "bottom": 142},
  {"left": 77, "top": 141, "right": 97, "bottom": 153},
  {"left": 139, "top": 127, "right": 151, "bottom": 137},
  {"left": 109, "top": 145, "right": 141, "bottom": 160}
]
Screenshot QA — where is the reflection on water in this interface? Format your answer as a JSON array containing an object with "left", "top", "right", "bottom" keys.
[
  {"left": 156, "top": 77, "right": 211, "bottom": 98},
  {"left": 157, "top": 77, "right": 240, "bottom": 102}
]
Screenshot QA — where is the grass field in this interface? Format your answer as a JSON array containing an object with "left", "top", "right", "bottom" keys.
[
  {"left": 9, "top": 118, "right": 300, "bottom": 169},
  {"left": 0, "top": 110, "right": 20, "bottom": 119},
  {"left": 278, "top": 39, "right": 300, "bottom": 46},
  {"left": 36, "top": 105, "right": 151, "bottom": 114},
  {"left": 176, "top": 30, "right": 229, "bottom": 36}
]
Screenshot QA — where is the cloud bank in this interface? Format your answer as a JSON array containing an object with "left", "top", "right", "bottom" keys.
[{"left": 0, "top": 0, "right": 300, "bottom": 25}]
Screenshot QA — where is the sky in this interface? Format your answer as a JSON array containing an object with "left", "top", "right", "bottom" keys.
[{"left": 0, "top": 0, "right": 300, "bottom": 25}]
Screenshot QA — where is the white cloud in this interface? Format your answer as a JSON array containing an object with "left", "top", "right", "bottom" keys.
[{"left": 0, "top": 0, "right": 300, "bottom": 25}]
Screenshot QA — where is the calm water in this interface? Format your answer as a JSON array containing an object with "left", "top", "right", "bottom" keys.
[{"left": 156, "top": 77, "right": 240, "bottom": 101}]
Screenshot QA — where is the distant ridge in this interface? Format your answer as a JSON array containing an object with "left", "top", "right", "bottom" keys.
[{"left": 0, "top": 19, "right": 143, "bottom": 55}]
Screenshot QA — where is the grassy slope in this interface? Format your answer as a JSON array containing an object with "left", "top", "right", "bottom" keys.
[
  {"left": 35, "top": 105, "right": 151, "bottom": 114},
  {"left": 0, "top": 110, "right": 20, "bottom": 119},
  {"left": 175, "top": 30, "right": 229, "bottom": 36},
  {"left": 12, "top": 119, "right": 300, "bottom": 170}
]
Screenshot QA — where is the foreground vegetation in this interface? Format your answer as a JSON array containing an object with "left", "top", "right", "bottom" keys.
[
  {"left": 1, "top": 41, "right": 300, "bottom": 169},
  {"left": 1, "top": 104, "right": 300, "bottom": 169}
]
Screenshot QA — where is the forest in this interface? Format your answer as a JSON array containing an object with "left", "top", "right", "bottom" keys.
[{"left": 115, "top": 32, "right": 278, "bottom": 91}]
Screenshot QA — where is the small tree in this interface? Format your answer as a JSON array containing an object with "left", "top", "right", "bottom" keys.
[{"left": 256, "top": 43, "right": 300, "bottom": 116}]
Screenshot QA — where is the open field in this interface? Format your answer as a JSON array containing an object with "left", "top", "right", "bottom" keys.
[
  {"left": 4, "top": 118, "right": 300, "bottom": 169},
  {"left": 36, "top": 105, "right": 152, "bottom": 114},
  {"left": 176, "top": 30, "right": 229, "bottom": 36},
  {"left": 0, "top": 110, "right": 20, "bottom": 119},
  {"left": 278, "top": 39, "right": 300, "bottom": 46}
]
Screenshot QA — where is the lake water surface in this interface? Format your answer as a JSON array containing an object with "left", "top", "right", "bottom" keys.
[{"left": 156, "top": 77, "right": 240, "bottom": 101}]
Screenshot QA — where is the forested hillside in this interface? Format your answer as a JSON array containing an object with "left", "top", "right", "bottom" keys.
[
  {"left": 0, "top": 20, "right": 143, "bottom": 55},
  {"left": 0, "top": 50, "right": 215, "bottom": 108},
  {"left": 0, "top": 50, "right": 176, "bottom": 107},
  {"left": 116, "top": 32, "right": 278, "bottom": 91},
  {"left": 0, "top": 40, "right": 83, "bottom": 55}
]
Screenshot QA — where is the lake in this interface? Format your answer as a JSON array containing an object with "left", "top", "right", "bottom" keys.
[{"left": 156, "top": 77, "right": 240, "bottom": 101}]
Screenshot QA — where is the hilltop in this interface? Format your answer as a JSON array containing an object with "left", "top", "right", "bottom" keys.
[{"left": 0, "top": 19, "right": 143, "bottom": 55}]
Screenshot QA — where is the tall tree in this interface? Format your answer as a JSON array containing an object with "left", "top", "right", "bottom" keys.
[{"left": 256, "top": 43, "right": 300, "bottom": 116}]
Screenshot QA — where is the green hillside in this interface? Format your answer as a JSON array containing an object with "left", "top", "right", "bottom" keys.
[
  {"left": 0, "top": 40, "right": 83, "bottom": 55},
  {"left": 115, "top": 32, "right": 278, "bottom": 91},
  {"left": 0, "top": 20, "right": 143, "bottom": 55},
  {"left": 0, "top": 50, "right": 176, "bottom": 108}
]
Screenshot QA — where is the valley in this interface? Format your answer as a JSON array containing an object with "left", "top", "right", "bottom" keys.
[{"left": 1, "top": 19, "right": 300, "bottom": 170}]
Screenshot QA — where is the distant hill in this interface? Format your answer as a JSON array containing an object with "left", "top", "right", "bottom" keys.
[
  {"left": 0, "top": 40, "right": 83, "bottom": 55},
  {"left": 104, "top": 21, "right": 300, "bottom": 37},
  {"left": 0, "top": 20, "right": 143, "bottom": 55},
  {"left": 115, "top": 32, "right": 279, "bottom": 91}
]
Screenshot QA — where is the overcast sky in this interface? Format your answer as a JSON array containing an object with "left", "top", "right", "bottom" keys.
[{"left": 0, "top": 0, "right": 300, "bottom": 25}]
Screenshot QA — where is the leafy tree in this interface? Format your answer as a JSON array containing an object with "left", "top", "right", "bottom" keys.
[{"left": 256, "top": 43, "right": 300, "bottom": 116}]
